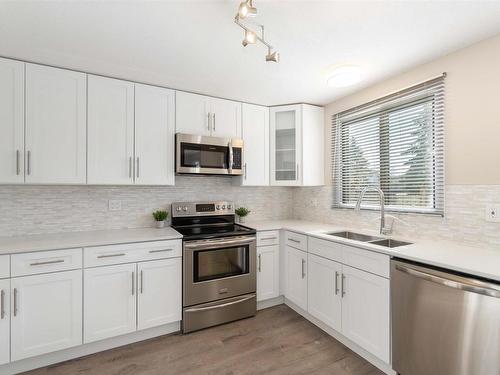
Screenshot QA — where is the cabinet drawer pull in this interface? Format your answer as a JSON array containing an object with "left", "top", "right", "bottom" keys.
[
  {"left": 335, "top": 271, "right": 339, "bottom": 295},
  {"left": 207, "top": 113, "right": 211, "bottom": 131},
  {"left": 26, "top": 150, "right": 31, "bottom": 175},
  {"left": 132, "top": 271, "right": 135, "bottom": 296},
  {"left": 261, "top": 236, "right": 277, "bottom": 241},
  {"left": 16, "top": 150, "right": 21, "bottom": 175},
  {"left": 288, "top": 238, "right": 300, "bottom": 244},
  {"left": 0, "top": 290, "right": 4, "bottom": 319},
  {"left": 140, "top": 270, "right": 144, "bottom": 294},
  {"left": 149, "top": 249, "right": 173, "bottom": 254},
  {"left": 30, "top": 259, "right": 65, "bottom": 266},
  {"left": 258, "top": 254, "right": 262, "bottom": 272},
  {"left": 136, "top": 157, "right": 140, "bottom": 179},
  {"left": 13, "top": 288, "right": 18, "bottom": 317},
  {"left": 341, "top": 274, "right": 346, "bottom": 297},
  {"left": 213, "top": 113, "right": 216, "bottom": 131},
  {"left": 301, "top": 259, "right": 306, "bottom": 279},
  {"left": 97, "top": 253, "right": 126, "bottom": 259}
]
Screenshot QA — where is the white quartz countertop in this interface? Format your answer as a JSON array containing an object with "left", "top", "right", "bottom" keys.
[
  {"left": 0, "top": 227, "right": 182, "bottom": 255},
  {"left": 245, "top": 219, "right": 500, "bottom": 282}
]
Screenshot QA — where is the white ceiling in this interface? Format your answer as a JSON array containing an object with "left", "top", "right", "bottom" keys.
[{"left": 1, "top": 0, "right": 500, "bottom": 106}]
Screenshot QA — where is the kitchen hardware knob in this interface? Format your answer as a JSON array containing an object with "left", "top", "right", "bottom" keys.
[
  {"left": 176, "top": 207, "right": 182, "bottom": 212},
  {"left": 227, "top": 204, "right": 232, "bottom": 209},
  {"left": 216, "top": 205, "right": 220, "bottom": 210},
  {"left": 182, "top": 206, "right": 188, "bottom": 212},
  {"left": 222, "top": 205, "right": 226, "bottom": 209}
]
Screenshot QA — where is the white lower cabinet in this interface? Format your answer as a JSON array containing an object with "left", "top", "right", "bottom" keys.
[
  {"left": 284, "top": 245, "right": 307, "bottom": 310},
  {"left": 307, "top": 254, "right": 342, "bottom": 332},
  {"left": 257, "top": 245, "right": 279, "bottom": 301},
  {"left": 137, "top": 258, "right": 181, "bottom": 330},
  {"left": 10, "top": 270, "right": 82, "bottom": 361},
  {"left": 84, "top": 263, "right": 137, "bottom": 343},
  {"left": 0, "top": 279, "right": 10, "bottom": 365},
  {"left": 341, "top": 264, "right": 390, "bottom": 363}
]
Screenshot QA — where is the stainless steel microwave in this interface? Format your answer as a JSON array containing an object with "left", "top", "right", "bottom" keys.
[{"left": 175, "top": 133, "right": 244, "bottom": 176}]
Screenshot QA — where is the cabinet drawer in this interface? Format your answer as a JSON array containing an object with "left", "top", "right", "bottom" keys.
[
  {"left": 285, "top": 231, "right": 307, "bottom": 251},
  {"left": 308, "top": 237, "right": 343, "bottom": 263},
  {"left": 11, "top": 248, "right": 82, "bottom": 277},
  {"left": 257, "top": 230, "right": 280, "bottom": 247},
  {"left": 342, "top": 246, "right": 390, "bottom": 278},
  {"left": 0, "top": 255, "right": 9, "bottom": 279},
  {"left": 84, "top": 240, "right": 182, "bottom": 268}
]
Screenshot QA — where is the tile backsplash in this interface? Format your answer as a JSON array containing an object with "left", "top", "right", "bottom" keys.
[
  {"left": 292, "top": 184, "right": 500, "bottom": 248},
  {"left": 0, "top": 176, "right": 292, "bottom": 237}
]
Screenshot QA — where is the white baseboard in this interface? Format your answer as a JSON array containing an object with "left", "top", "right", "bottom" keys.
[
  {"left": 284, "top": 299, "right": 395, "bottom": 375},
  {"left": 257, "top": 295, "right": 284, "bottom": 310},
  {"left": 1, "top": 321, "right": 180, "bottom": 375}
]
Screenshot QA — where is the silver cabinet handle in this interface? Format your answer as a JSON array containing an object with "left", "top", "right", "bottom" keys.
[
  {"left": 131, "top": 271, "right": 135, "bottom": 296},
  {"left": 207, "top": 113, "right": 211, "bottom": 131},
  {"left": 258, "top": 254, "right": 262, "bottom": 272},
  {"left": 288, "top": 238, "right": 300, "bottom": 244},
  {"left": 97, "top": 253, "right": 126, "bottom": 259},
  {"left": 140, "top": 270, "right": 144, "bottom": 294},
  {"left": 26, "top": 150, "right": 31, "bottom": 175},
  {"left": 30, "top": 259, "right": 64, "bottom": 266},
  {"left": 136, "top": 157, "right": 140, "bottom": 179},
  {"left": 296, "top": 163, "right": 299, "bottom": 181},
  {"left": 129, "top": 157, "right": 133, "bottom": 178},
  {"left": 149, "top": 249, "right": 173, "bottom": 254},
  {"left": 335, "top": 271, "right": 339, "bottom": 295},
  {"left": 13, "top": 288, "right": 18, "bottom": 317},
  {"left": 341, "top": 274, "right": 346, "bottom": 297},
  {"left": 301, "top": 259, "right": 306, "bottom": 279},
  {"left": 213, "top": 113, "right": 216, "bottom": 132},
  {"left": 261, "top": 236, "right": 277, "bottom": 241},
  {"left": 0, "top": 290, "right": 4, "bottom": 319},
  {"left": 16, "top": 150, "right": 20, "bottom": 175},
  {"left": 184, "top": 294, "right": 255, "bottom": 313},
  {"left": 244, "top": 162, "right": 247, "bottom": 179}
]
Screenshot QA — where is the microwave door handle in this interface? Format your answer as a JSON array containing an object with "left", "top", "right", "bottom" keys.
[{"left": 228, "top": 141, "right": 234, "bottom": 174}]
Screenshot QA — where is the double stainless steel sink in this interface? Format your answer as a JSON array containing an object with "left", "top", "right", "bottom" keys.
[{"left": 324, "top": 231, "right": 412, "bottom": 248}]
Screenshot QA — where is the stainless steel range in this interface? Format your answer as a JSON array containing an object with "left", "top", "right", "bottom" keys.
[{"left": 171, "top": 201, "right": 257, "bottom": 333}]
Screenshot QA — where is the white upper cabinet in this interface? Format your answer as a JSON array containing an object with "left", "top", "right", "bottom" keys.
[
  {"left": 10, "top": 270, "right": 82, "bottom": 361},
  {"left": 176, "top": 91, "right": 242, "bottom": 139},
  {"left": 0, "top": 58, "right": 24, "bottom": 184},
  {"left": 270, "top": 104, "right": 324, "bottom": 186},
  {"left": 307, "top": 253, "right": 342, "bottom": 332},
  {"left": 341, "top": 264, "right": 390, "bottom": 363},
  {"left": 238, "top": 103, "right": 269, "bottom": 186},
  {"left": 0, "top": 279, "right": 10, "bottom": 365},
  {"left": 135, "top": 84, "right": 175, "bottom": 185},
  {"left": 210, "top": 97, "right": 242, "bottom": 138},
  {"left": 87, "top": 75, "right": 135, "bottom": 185},
  {"left": 176, "top": 91, "right": 211, "bottom": 136},
  {"left": 25, "top": 64, "right": 87, "bottom": 184},
  {"left": 137, "top": 258, "right": 182, "bottom": 330}
]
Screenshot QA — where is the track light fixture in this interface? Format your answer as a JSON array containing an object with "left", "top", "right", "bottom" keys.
[{"left": 234, "top": 1, "right": 279, "bottom": 63}]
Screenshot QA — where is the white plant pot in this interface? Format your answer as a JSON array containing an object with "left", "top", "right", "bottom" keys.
[
  {"left": 238, "top": 216, "right": 246, "bottom": 224},
  {"left": 156, "top": 220, "right": 166, "bottom": 228}
]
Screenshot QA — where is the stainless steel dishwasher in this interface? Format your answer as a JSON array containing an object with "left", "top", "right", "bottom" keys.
[{"left": 391, "top": 259, "right": 500, "bottom": 375}]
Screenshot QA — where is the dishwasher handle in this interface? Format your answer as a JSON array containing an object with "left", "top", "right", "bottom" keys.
[{"left": 395, "top": 263, "right": 500, "bottom": 298}]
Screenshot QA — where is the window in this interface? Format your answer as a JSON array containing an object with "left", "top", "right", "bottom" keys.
[{"left": 332, "top": 75, "right": 445, "bottom": 215}]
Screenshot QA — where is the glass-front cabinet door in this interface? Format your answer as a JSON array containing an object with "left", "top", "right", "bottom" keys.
[{"left": 270, "top": 104, "right": 302, "bottom": 185}]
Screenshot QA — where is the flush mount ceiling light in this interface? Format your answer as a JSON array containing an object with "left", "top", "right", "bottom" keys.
[
  {"left": 327, "top": 65, "right": 363, "bottom": 88},
  {"left": 234, "top": 1, "right": 280, "bottom": 63}
]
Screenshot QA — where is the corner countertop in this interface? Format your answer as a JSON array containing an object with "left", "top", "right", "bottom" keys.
[
  {"left": 245, "top": 219, "right": 500, "bottom": 282},
  {"left": 0, "top": 227, "right": 182, "bottom": 255}
]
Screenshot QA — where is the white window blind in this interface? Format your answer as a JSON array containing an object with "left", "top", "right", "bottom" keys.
[{"left": 332, "top": 74, "right": 445, "bottom": 215}]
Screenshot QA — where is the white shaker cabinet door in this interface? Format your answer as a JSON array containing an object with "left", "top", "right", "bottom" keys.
[
  {"left": 307, "top": 253, "right": 342, "bottom": 332},
  {"left": 175, "top": 91, "right": 211, "bottom": 136},
  {"left": 84, "top": 263, "right": 137, "bottom": 343},
  {"left": 210, "top": 97, "right": 242, "bottom": 139},
  {"left": 25, "top": 64, "right": 87, "bottom": 184},
  {"left": 137, "top": 258, "right": 182, "bottom": 330},
  {"left": 240, "top": 103, "right": 269, "bottom": 186},
  {"left": 10, "top": 270, "right": 83, "bottom": 361},
  {"left": 257, "top": 245, "right": 279, "bottom": 301},
  {"left": 135, "top": 84, "right": 175, "bottom": 185},
  {"left": 284, "top": 245, "right": 307, "bottom": 311},
  {"left": 341, "top": 265, "right": 390, "bottom": 364},
  {"left": 0, "top": 279, "right": 10, "bottom": 365},
  {"left": 87, "top": 75, "right": 135, "bottom": 185},
  {"left": 0, "top": 57, "right": 24, "bottom": 184}
]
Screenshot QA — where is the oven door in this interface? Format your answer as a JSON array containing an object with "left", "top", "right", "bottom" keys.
[
  {"left": 176, "top": 133, "right": 243, "bottom": 175},
  {"left": 183, "top": 236, "right": 256, "bottom": 306}
]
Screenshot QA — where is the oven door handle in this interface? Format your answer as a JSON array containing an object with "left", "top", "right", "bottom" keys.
[
  {"left": 184, "top": 236, "right": 256, "bottom": 250},
  {"left": 184, "top": 294, "right": 256, "bottom": 312}
]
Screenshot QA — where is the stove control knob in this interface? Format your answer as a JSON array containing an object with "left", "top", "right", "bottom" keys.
[
  {"left": 222, "top": 205, "right": 226, "bottom": 210},
  {"left": 176, "top": 206, "right": 182, "bottom": 212},
  {"left": 227, "top": 204, "right": 232, "bottom": 210},
  {"left": 216, "top": 205, "right": 220, "bottom": 210},
  {"left": 182, "top": 206, "right": 188, "bottom": 212}
]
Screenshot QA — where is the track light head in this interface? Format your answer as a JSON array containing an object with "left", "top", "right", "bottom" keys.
[
  {"left": 238, "top": 0, "right": 257, "bottom": 19},
  {"left": 242, "top": 30, "right": 256, "bottom": 47},
  {"left": 266, "top": 49, "right": 280, "bottom": 63}
]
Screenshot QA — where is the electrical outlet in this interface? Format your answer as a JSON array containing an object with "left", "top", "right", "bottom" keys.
[
  {"left": 485, "top": 204, "right": 500, "bottom": 222},
  {"left": 108, "top": 200, "right": 122, "bottom": 211}
]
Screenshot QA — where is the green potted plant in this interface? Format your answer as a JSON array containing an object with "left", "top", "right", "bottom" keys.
[
  {"left": 152, "top": 210, "right": 168, "bottom": 228},
  {"left": 235, "top": 207, "right": 251, "bottom": 224}
]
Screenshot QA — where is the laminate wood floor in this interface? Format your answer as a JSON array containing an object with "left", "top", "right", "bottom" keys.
[{"left": 24, "top": 305, "right": 385, "bottom": 375}]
